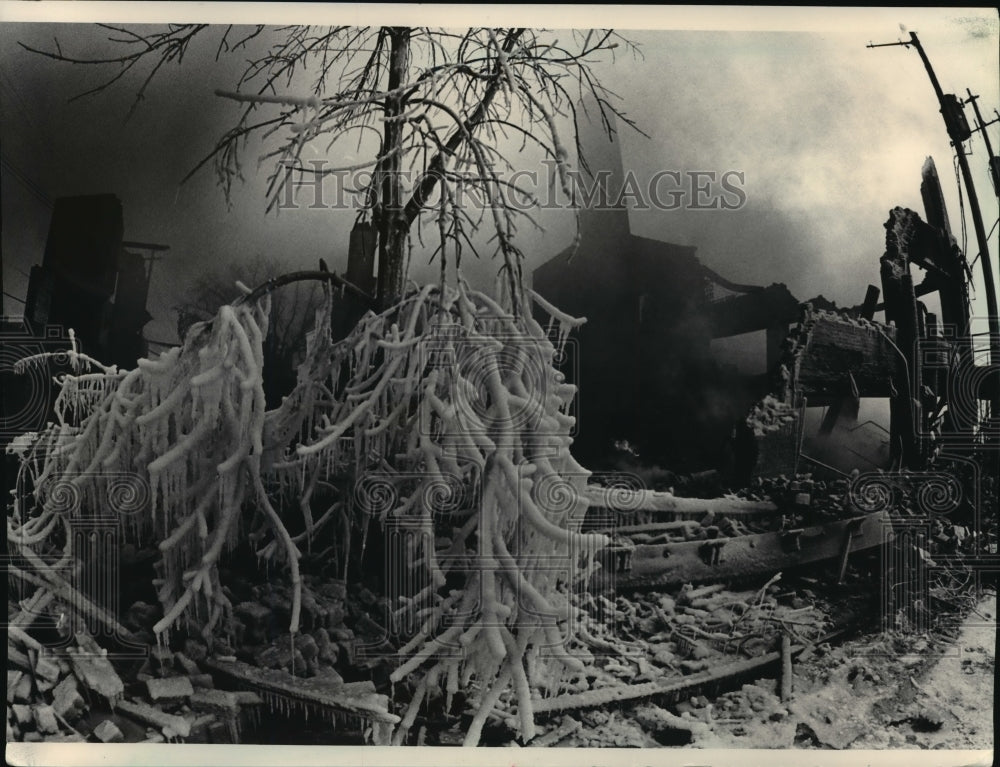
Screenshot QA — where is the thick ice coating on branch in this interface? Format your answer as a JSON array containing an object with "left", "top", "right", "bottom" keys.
[
  {"left": 8, "top": 279, "right": 607, "bottom": 744},
  {"left": 7, "top": 299, "right": 300, "bottom": 645}
]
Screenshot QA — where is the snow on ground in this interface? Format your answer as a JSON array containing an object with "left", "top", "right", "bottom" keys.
[{"left": 697, "top": 593, "right": 995, "bottom": 750}]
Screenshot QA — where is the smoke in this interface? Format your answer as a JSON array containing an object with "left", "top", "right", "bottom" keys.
[
  {"left": 3, "top": 21, "right": 997, "bottom": 337},
  {"left": 550, "top": 28, "right": 977, "bottom": 308}
]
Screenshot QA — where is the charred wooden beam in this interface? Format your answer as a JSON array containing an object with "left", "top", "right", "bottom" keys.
[
  {"left": 531, "top": 629, "right": 853, "bottom": 716},
  {"left": 706, "top": 283, "right": 801, "bottom": 339},
  {"left": 590, "top": 510, "right": 890, "bottom": 591},
  {"left": 864, "top": 279, "right": 937, "bottom": 313},
  {"left": 589, "top": 520, "right": 700, "bottom": 536},
  {"left": 920, "top": 162, "right": 972, "bottom": 343},
  {"left": 881, "top": 203, "right": 969, "bottom": 342},
  {"left": 585, "top": 486, "right": 778, "bottom": 519},
  {"left": 884, "top": 206, "right": 959, "bottom": 280},
  {"left": 532, "top": 650, "right": 788, "bottom": 715},
  {"left": 921, "top": 157, "right": 953, "bottom": 237},
  {"left": 860, "top": 285, "right": 880, "bottom": 319},
  {"left": 882, "top": 208, "right": 929, "bottom": 466},
  {"left": 203, "top": 658, "right": 400, "bottom": 725},
  {"left": 780, "top": 633, "right": 793, "bottom": 702},
  {"left": 884, "top": 205, "right": 975, "bottom": 439}
]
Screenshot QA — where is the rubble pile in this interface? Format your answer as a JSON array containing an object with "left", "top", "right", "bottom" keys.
[
  {"left": 586, "top": 580, "right": 828, "bottom": 678},
  {"left": 225, "top": 576, "right": 355, "bottom": 679},
  {"left": 6, "top": 569, "right": 395, "bottom": 745},
  {"left": 703, "top": 592, "right": 995, "bottom": 749},
  {"left": 742, "top": 472, "right": 867, "bottom": 523},
  {"left": 7, "top": 620, "right": 264, "bottom": 744},
  {"left": 7, "top": 570, "right": 403, "bottom": 745},
  {"left": 746, "top": 395, "right": 797, "bottom": 438},
  {"left": 9, "top": 539, "right": 989, "bottom": 749},
  {"left": 8, "top": 631, "right": 91, "bottom": 744},
  {"left": 603, "top": 473, "right": 873, "bottom": 556},
  {"left": 520, "top": 586, "right": 993, "bottom": 750}
]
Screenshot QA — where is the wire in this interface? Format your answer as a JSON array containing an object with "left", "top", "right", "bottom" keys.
[
  {"left": 0, "top": 155, "right": 53, "bottom": 210},
  {"left": 876, "top": 326, "right": 911, "bottom": 393},
  {"left": 875, "top": 326, "right": 919, "bottom": 457},
  {"left": 953, "top": 153, "right": 968, "bottom": 257},
  {"left": 971, "top": 218, "right": 1000, "bottom": 271}
]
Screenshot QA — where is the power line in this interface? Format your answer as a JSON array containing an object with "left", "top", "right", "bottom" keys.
[
  {"left": 869, "top": 31, "right": 1000, "bottom": 417},
  {"left": 0, "top": 154, "right": 53, "bottom": 209},
  {"left": 970, "top": 218, "right": 999, "bottom": 271}
]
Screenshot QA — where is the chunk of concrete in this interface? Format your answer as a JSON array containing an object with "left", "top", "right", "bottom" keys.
[
  {"left": 52, "top": 675, "right": 86, "bottom": 721},
  {"left": 11, "top": 703, "right": 34, "bottom": 728},
  {"left": 35, "top": 656, "right": 62, "bottom": 684},
  {"left": 92, "top": 719, "right": 125, "bottom": 743},
  {"left": 69, "top": 649, "right": 124, "bottom": 701},
  {"left": 116, "top": 698, "right": 191, "bottom": 739},
  {"left": 190, "top": 689, "right": 239, "bottom": 715},
  {"left": 146, "top": 676, "right": 194, "bottom": 702},
  {"left": 33, "top": 704, "right": 60, "bottom": 735}
]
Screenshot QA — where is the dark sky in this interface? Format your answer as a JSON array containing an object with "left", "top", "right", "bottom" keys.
[{"left": 2, "top": 7, "right": 997, "bottom": 347}]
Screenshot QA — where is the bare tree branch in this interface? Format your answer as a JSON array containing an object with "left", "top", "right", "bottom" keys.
[{"left": 23, "top": 23, "right": 643, "bottom": 307}]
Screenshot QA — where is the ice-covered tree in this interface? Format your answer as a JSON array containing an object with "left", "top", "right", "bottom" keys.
[
  {"left": 12, "top": 23, "right": 643, "bottom": 744},
  {"left": 175, "top": 254, "right": 323, "bottom": 407}
]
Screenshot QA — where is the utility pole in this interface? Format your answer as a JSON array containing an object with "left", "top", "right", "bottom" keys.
[
  {"left": 965, "top": 88, "right": 1000, "bottom": 197},
  {"left": 869, "top": 31, "right": 1000, "bottom": 419}
]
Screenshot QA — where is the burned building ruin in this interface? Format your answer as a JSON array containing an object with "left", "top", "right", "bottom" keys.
[
  {"left": 532, "top": 122, "right": 802, "bottom": 478},
  {"left": 23, "top": 194, "right": 162, "bottom": 370}
]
